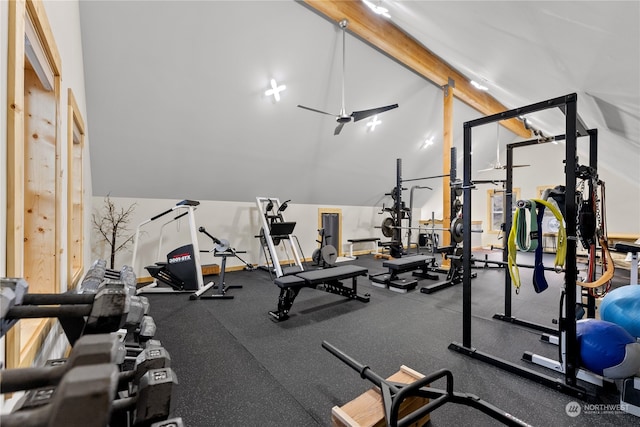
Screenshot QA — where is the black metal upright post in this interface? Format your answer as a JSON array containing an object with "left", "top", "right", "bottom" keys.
[
  {"left": 504, "top": 144, "right": 514, "bottom": 318},
  {"left": 586, "top": 129, "right": 599, "bottom": 318},
  {"left": 462, "top": 124, "right": 473, "bottom": 348},
  {"left": 563, "top": 94, "right": 579, "bottom": 386},
  {"left": 394, "top": 158, "right": 403, "bottom": 257}
]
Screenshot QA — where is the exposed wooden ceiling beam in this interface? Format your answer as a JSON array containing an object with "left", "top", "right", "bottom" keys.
[{"left": 300, "top": 0, "right": 531, "bottom": 138}]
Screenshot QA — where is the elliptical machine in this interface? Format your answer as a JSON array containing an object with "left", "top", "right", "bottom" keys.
[{"left": 132, "top": 200, "right": 215, "bottom": 298}]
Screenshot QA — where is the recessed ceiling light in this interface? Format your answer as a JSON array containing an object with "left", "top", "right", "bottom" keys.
[
  {"left": 362, "top": 0, "right": 391, "bottom": 18},
  {"left": 421, "top": 137, "right": 434, "bottom": 149},
  {"left": 471, "top": 80, "right": 489, "bottom": 91},
  {"left": 265, "top": 78, "right": 286, "bottom": 102}
]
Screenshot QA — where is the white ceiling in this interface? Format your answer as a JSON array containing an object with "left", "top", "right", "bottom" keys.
[{"left": 79, "top": 1, "right": 639, "bottom": 207}]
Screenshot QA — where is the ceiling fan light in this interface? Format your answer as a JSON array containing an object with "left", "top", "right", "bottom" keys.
[
  {"left": 366, "top": 115, "right": 382, "bottom": 131},
  {"left": 265, "top": 78, "right": 286, "bottom": 102}
]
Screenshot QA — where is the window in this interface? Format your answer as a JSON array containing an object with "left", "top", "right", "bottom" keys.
[
  {"left": 6, "top": 0, "right": 62, "bottom": 368},
  {"left": 487, "top": 187, "right": 520, "bottom": 234},
  {"left": 537, "top": 185, "right": 563, "bottom": 251}
]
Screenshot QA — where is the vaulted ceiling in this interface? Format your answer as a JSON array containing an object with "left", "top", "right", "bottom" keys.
[{"left": 80, "top": 1, "right": 639, "bottom": 207}]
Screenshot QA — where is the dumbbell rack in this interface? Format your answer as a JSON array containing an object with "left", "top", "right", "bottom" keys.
[{"left": 1, "top": 264, "right": 185, "bottom": 426}]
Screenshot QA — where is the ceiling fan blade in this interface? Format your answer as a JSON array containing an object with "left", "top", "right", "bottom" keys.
[
  {"left": 297, "top": 105, "right": 336, "bottom": 117},
  {"left": 351, "top": 104, "right": 399, "bottom": 122},
  {"left": 334, "top": 122, "right": 346, "bottom": 136}
]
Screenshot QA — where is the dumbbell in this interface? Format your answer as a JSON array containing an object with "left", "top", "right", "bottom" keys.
[
  {"left": 1, "top": 278, "right": 28, "bottom": 335},
  {"left": 2, "top": 278, "right": 130, "bottom": 345},
  {"left": 79, "top": 259, "right": 108, "bottom": 293},
  {"left": 111, "top": 367, "right": 179, "bottom": 427},
  {"left": 81, "top": 261, "right": 137, "bottom": 295},
  {"left": 1, "top": 364, "right": 120, "bottom": 427},
  {"left": 1, "top": 334, "right": 125, "bottom": 394},
  {"left": 4, "top": 340, "right": 171, "bottom": 411},
  {"left": 11, "top": 350, "right": 172, "bottom": 426}
]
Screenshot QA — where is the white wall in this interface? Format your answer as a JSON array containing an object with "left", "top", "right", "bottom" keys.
[
  {"left": 42, "top": 0, "right": 92, "bottom": 293},
  {"left": 92, "top": 196, "right": 388, "bottom": 278}
]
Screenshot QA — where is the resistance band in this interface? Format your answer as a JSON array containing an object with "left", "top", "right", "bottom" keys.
[
  {"left": 515, "top": 201, "right": 538, "bottom": 252},
  {"left": 508, "top": 199, "right": 566, "bottom": 294}
]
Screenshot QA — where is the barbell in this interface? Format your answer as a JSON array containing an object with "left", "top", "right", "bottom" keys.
[{"left": 375, "top": 217, "right": 479, "bottom": 243}]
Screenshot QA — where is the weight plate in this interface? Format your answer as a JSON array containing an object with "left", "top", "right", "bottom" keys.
[
  {"left": 452, "top": 199, "right": 462, "bottom": 215},
  {"left": 321, "top": 245, "right": 338, "bottom": 266},
  {"left": 214, "top": 239, "right": 230, "bottom": 253},
  {"left": 450, "top": 217, "right": 464, "bottom": 243},
  {"left": 381, "top": 217, "right": 395, "bottom": 238}
]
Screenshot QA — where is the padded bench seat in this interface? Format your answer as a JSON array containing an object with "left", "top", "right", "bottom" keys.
[
  {"left": 274, "top": 275, "right": 305, "bottom": 289},
  {"left": 382, "top": 255, "right": 434, "bottom": 271},
  {"left": 346, "top": 238, "right": 380, "bottom": 259},
  {"left": 269, "top": 265, "right": 370, "bottom": 321},
  {"left": 371, "top": 255, "right": 436, "bottom": 293},
  {"left": 614, "top": 242, "right": 640, "bottom": 253},
  {"left": 296, "top": 265, "right": 368, "bottom": 284}
]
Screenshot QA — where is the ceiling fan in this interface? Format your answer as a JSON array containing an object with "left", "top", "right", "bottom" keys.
[
  {"left": 479, "top": 124, "right": 530, "bottom": 172},
  {"left": 297, "top": 19, "right": 398, "bottom": 135}
]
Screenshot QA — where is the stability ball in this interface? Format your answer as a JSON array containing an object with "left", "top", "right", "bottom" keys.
[
  {"left": 576, "top": 318, "right": 640, "bottom": 378},
  {"left": 600, "top": 285, "right": 640, "bottom": 339}
]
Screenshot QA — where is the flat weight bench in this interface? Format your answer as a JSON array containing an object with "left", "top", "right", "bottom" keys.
[
  {"left": 613, "top": 242, "right": 640, "bottom": 286},
  {"left": 346, "top": 238, "right": 380, "bottom": 259},
  {"left": 269, "top": 265, "right": 370, "bottom": 321},
  {"left": 369, "top": 255, "right": 436, "bottom": 293}
]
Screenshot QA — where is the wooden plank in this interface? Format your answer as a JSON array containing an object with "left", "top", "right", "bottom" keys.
[
  {"left": 442, "top": 83, "right": 453, "bottom": 258},
  {"left": 6, "top": 0, "right": 27, "bottom": 372},
  {"left": 23, "top": 66, "right": 57, "bottom": 295},
  {"left": 331, "top": 366, "right": 429, "bottom": 427},
  {"left": 300, "top": 0, "right": 530, "bottom": 138},
  {"left": 67, "top": 88, "right": 85, "bottom": 289}
]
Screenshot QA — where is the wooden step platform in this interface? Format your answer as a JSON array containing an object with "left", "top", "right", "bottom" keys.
[{"left": 331, "top": 365, "right": 430, "bottom": 427}]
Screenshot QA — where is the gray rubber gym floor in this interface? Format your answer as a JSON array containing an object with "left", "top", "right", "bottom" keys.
[{"left": 146, "top": 251, "right": 637, "bottom": 427}]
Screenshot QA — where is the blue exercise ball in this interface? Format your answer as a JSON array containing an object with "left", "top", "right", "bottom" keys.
[
  {"left": 576, "top": 319, "right": 640, "bottom": 378},
  {"left": 600, "top": 285, "right": 640, "bottom": 339}
]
